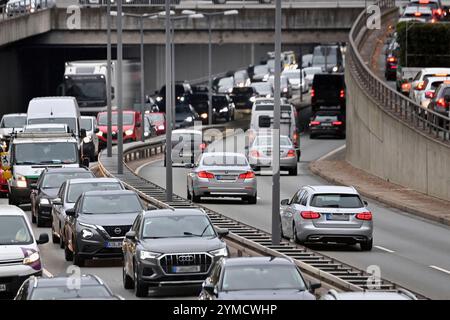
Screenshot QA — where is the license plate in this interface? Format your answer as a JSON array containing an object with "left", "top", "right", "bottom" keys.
[
  {"left": 0, "top": 284, "right": 6, "bottom": 292},
  {"left": 172, "top": 266, "right": 200, "bottom": 273},
  {"left": 321, "top": 123, "right": 332, "bottom": 127},
  {"left": 326, "top": 213, "right": 349, "bottom": 221},
  {"left": 181, "top": 153, "right": 193, "bottom": 157},
  {"left": 105, "top": 241, "right": 122, "bottom": 248},
  {"left": 216, "top": 175, "right": 236, "bottom": 181}
]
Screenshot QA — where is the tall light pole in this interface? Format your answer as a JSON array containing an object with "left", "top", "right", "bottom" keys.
[
  {"left": 165, "top": 0, "right": 173, "bottom": 202},
  {"left": 117, "top": 0, "right": 123, "bottom": 174},
  {"left": 106, "top": 0, "right": 112, "bottom": 157},
  {"left": 139, "top": 15, "right": 145, "bottom": 142},
  {"left": 272, "top": 0, "right": 282, "bottom": 245}
]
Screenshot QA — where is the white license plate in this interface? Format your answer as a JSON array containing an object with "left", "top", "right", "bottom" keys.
[
  {"left": 326, "top": 214, "right": 349, "bottom": 221},
  {"left": 105, "top": 241, "right": 122, "bottom": 248},
  {"left": 321, "top": 123, "right": 332, "bottom": 127},
  {"left": 180, "top": 153, "right": 193, "bottom": 157},
  {"left": 0, "top": 284, "right": 6, "bottom": 292},
  {"left": 172, "top": 266, "right": 200, "bottom": 273},
  {"left": 216, "top": 175, "right": 236, "bottom": 180}
]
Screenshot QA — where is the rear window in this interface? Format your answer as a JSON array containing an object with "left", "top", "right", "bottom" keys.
[
  {"left": 255, "top": 105, "right": 292, "bottom": 112},
  {"left": 314, "top": 114, "right": 339, "bottom": 122},
  {"left": 313, "top": 75, "right": 344, "bottom": 88},
  {"left": 202, "top": 155, "right": 248, "bottom": 167},
  {"left": 232, "top": 87, "right": 253, "bottom": 95},
  {"left": 310, "top": 194, "right": 363, "bottom": 208}
]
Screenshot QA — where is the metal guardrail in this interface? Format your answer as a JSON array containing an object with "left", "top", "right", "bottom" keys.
[
  {"left": 348, "top": 0, "right": 450, "bottom": 143},
  {"left": 97, "top": 132, "right": 429, "bottom": 299},
  {"left": 0, "top": 0, "right": 52, "bottom": 20}
]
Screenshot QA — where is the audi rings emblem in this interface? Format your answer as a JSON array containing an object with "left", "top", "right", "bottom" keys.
[
  {"left": 114, "top": 227, "right": 122, "bottom": 235},
  {"left": 178, "top": 255, "right": 194, "bottom": 262}
]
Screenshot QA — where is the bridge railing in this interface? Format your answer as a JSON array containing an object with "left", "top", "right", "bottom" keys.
[
  {"left": 348, "top": 0, "right": 450, "bottom": 142},
  {"left": 0, "top": 0, "right": 53, "bottom": 20}
]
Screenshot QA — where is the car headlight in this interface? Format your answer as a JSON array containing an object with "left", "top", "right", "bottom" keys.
[
  {"left": 200, "top": 113, "right": 208, "bottom": 119},
  {"left": 16, "top": 175, "right": 27, "bottom": 188},
  {"left": 220, "top": 107, "right": 228, "bottom": 112},
  {"left": 96, "top": 130, "right": 103, "bottom": 137},
  {"left": 266, "top": 94, "right": 272, "bottom": 98},
  {"left": 185, "top": 116, "right": 193, "bottom": 122},
  {"left": 39, "top": 198, "right": 50, "bottom": 205},
  {"left": 156, "top": 96, "right": 162, "bottom": 102},
  {"left": 125, "top": 129, "right": 134, "bottom": 136},
  {"left": 140, "top": 250, "right": 161, "bottom": 260},
  {"left": 158, "top": 125, "right": 165, "bottom": 130},
  {"left": 81, "top": 229, "right": 94, "bottom": 239},
  {"left": 0, "top": 134, "right": 3, "bottom": 139},
  {"left": 228, "top": 88, "right": 233, "bottom": 93},
  {"left": 23, "top": 252, "right": 40, "bottom": 265},
  {"left": 332, "top": 66, "right": 338, "bottom": 72},
  {"left": 179, "top": 96, "right": 185, "bottom": 102},
  {"left": 209, "top": 247, "right": 228, "bottom": 257},
  {"left": 283, "top": 88, "right": 288, "bottom": 93},
  {"left": 144, "top": 131, "right": 149, "bottom": 137},
  {"left": 263, "top": 74, "right": 269, "bottom": 81},
  {"left": 250, "top": 97, "right": 256, "bottom": 102},
  {"left": 83, "top": 136, "right": 92, "bottom": 144}
]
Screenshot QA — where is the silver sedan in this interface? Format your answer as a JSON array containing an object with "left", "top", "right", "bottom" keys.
[
  {"left": 247, "top": 135, "right": 298, "bottom": 176},
  {"left": 187, "top": 152, "right": 257, "bottom": 204}
]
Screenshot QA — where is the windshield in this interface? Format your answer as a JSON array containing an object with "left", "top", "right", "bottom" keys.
[
  {"left": 314, "top": 114, "right": 339, "bottom": 122},
  {"left": 24, "top": 126, "right": 67, "bottom": 133},
  {"left": 159, "top": 85, "right": 188, "bottom": 97},
  {"left": 222, "top": 265, "right": 306, "bottom": 291},
  {"left": 30, "top": 286, "right": 111, "bottom": 300},
  {"left": 148, "top": 113, "right": 165, "bottom": 123},
  {"left": 312, "top": 47, "right": 338, "bottom": 65},
  {"left": 65, "top": 78, "right": 106, "bottom": 102},
  {"left": 13, "top": 143, "right": 78, "bottom": 165},
  {"left": 67, "top": 182, "right": 122, "bottom": 203},
  {"left": 27, "top": 118, "right": 77, "bottom": 134},
  {"left": 310, "top": 194, "right": 363, "bottom": 208},
  {"left": 142, "top": 215, "right": 215, "bottom": 238},
  {"left": 251, "top": 83, "right": 273, "bottom": 95},
  {"left": 202, "top": 155, "right": 248, "bottom": 167},
  {"left": 98, "top": 113, "right": 134, "bottom": 126},
  {"left": 254, "top": 136, "right": 291, "bottom": 147},
  {"left": 42, "top": 172, "right": 93, "bottom": 189},
  {"left": 218, "top": 77, "right": 234, "bottom": 88},
  {"left": 254, "top": 65, "right": 269, "bottom": 75},
  {"left": 81, "top": 194, "right": 142, "bottom": 214},
  {"left": 0, "top": 216, "right": 33, "bottom": 245},
  {"left": 0, "top": 116, "right": 26, "bottom": 128},
  {"left": 80, "top": 118, "right": 92, "bottom": 131}
]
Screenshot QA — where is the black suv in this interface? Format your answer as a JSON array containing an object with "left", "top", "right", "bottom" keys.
[
  {"left": 212, "top": 94, "right": 235, "bottom": 122},
  {"left": 122, "top": 209, "right": 229, "bottom": 297},
  {"left": 309, "top": 111, "right": 346, "bottom": 139},
  {"left": 230, "top": 86, "right": 258, "bottom": 110},
  {"left": 311, "top": 73, "right": 346, "bottom": 114},
  {"left": 190, "top": 86, "right": 212, "bottom": 124},
  {"left": 155, "top": 83, "right": 193, "bottom": 112},
  {"left": 64, "top": 190, "right": 148, "bottom": 267},
  {"left": 30, "top": 167, "right": 94, "bottom": 227}
]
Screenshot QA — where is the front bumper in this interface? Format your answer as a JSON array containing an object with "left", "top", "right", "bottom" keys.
[
  {"left": 0, "top": 266, "right": 42, "bottom": 295},
  {"left": 76, "top": 237, "right": 124, "bottom": 259}
]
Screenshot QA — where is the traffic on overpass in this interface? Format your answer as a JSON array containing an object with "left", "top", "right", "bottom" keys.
[{"left": 0, "top": 0, "right": 449, "bottom": 312}]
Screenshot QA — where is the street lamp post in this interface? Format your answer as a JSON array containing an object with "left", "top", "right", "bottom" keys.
[
  {"left": 117, "top": 0, "right": 123, "bottom": 175},
  {"left": 165, "top": 0, "right": 173, "bottom": 202},
  {"left": 139, "top": 16, "right": 145, "bottom": 142},
  {"left": 106, "top": 0, "right": 112, "bottom": 157}
]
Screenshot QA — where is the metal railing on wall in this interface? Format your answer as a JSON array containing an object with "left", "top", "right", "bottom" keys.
[{"left": 348, "top": 0, "right": 450, "bottom": 142}]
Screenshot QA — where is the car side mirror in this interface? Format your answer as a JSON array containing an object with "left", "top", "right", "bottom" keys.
[
  {"left": 125, "top": 231, "right": 136, "bottom": 241},
  {"left": 80, "top": 129, "right": 87, "bottom": 139},
  {"left": 94, "top": 128, "right": 100, "bottom": 134},
  {"left": 216, "top": 228, "right": 229, "bottom": 238},
  {"left": 281, "top": 199, "right": 290, "bottom": 206},
  {"left": 66, "top": 208, "right": 76, "bottom": 217},
  {"left": 30, "top": 183, "right": 38, "bottom": 190},
  {"left": 363, "top": 200, "right": 368, "bottom": 206},
  {"left": 203, "top": 282, "right": 217, "bottom": 296},
  {"left": 36, "top": 233, "right": 49, "bottom": 245},
  {"left": 309, "top": 281, "right": 321, "bottom": 293},
  {"left": 52, "top": 198, "right": 62, "bottom": 206}
]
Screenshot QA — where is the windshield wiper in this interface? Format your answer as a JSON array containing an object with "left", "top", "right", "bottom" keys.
[
  {"left": 39, "top": 160, "right": 62, "bottom": 164},
  {"left": 183, "top": 225, "right": 212, "bottom": 238},
  {"left": 15, "top": 161, "right": 36, "bottom": 165}
]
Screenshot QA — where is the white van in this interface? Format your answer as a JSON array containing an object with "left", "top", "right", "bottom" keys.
[{"left": 249, "top": 98, "right": 300, "bottom": 159}]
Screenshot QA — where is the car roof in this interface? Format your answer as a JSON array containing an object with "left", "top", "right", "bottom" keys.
[
  {"left": 0, "top": 205, "right": 27, "bottom": 216},
  {"left": 32, "top": 274, "right": 104, "bottom": 288},
  {"left": 172, "top": 129, "right": 202, "bottom": 135},
  {"left": 143, "top": 208, "right": 206, "bottom": 218},
  {"left": 223, "top": 257, "right": 295, "bottom": 267},
  {"left": 325, "top": 290, "right": 417, "bottom": 300},
  {"left": 67, "top": 178, "right": 120, "bottom": 185},
  {"left": 2, "top": 113, "right": 27, "bottom": 118},
  {"left": 43, "top": 167, "right": 91, "bottom": 174},
  {"left": 421, "top": 68, "right": 450, "bottom": 75},
  {"left": 202, "top": 152, "right": 246, "bottom": 158},
  {"left": 82, "top": 190, "right": 137, "bottom": 197},
  {"left": 304, "top": 185, "right": 358, "bottom": 194}
]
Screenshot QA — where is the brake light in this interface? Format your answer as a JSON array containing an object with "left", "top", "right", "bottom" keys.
[
  {"left": 287, "top": 149, "right": 296, "bottom": 158},
  {"left": 435, "top": 73, "right": 449, "bottom": 77},
  {"left": 332, "top": 121, "right": 343, "bottom": 126},
  {"left": 340, "top": 89, "right": 345, "bottom": 98},
  {"left": 250, "top": 150, "right": 261, "bottom": 158},
  {"left": 437, "top": 8, "right": 442, "bottom": 16},
  {"left": 300, "top": 211, "right": 321, "bottom": 219},
  {"left": 419, "top": 0, "right": 429, "bottom": 3},
  {"left": 293, "top": 132, "right": 299, "bottom": 142},
  {"left": 387, "top": 56, "right": 397, "bottom": 63},
  {"left": 310, "top": 121, "right": 320, "bottom": 126},
  {"left": 239, "top": 171, "right": 255, "bottom": 179},
  {"left": 431, "top": 18, "right": 436, "bottom": 23},
  {"left": 414, "top": 12, "right": 422, "bottom": 17},
  {"left": 199, "top": 143, "right": 206, "bottom": 151},
  {"left": 310, "top": 88, "right": 315, "bottom": 97},
  {"left": 437, "top": 98, "right": 448, "bottom": 108},
  {"left": 401, "top": 82, "right": 411, "bottom": 92},
  {"left": 425, "top": 91, "right": 435, "bottom": 99},
  {"left": 356, "top": 212, "right": 372, "bottom": 221},
  {"left": 198, "top": 171, "right": 214, "bottom": 179},
  {"left": 416, "top": 81, "right": 425, "bottom": 90}
]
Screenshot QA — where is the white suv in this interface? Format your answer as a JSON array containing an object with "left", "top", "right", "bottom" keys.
[{"left": 0, "top": 205, "right": 48, "bottom": 296}]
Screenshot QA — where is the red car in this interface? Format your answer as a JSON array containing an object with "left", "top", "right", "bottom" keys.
[
  {"left": 145, "top": 112, "right": 166, "bottom": 135},
  {"left": 96, "top": 110, "right": 144, "bottom": 149}
]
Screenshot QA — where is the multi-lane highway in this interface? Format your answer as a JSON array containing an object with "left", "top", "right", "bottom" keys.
[{"left": 137, "top": 126, "right": 450, "bottom": 300}]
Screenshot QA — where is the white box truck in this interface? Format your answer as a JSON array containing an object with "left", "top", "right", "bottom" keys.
[{"left": 61, "top": 60, "right": 141, "bottom": 115}]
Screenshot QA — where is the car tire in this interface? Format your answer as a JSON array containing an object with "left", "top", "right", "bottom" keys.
[
  {"left": 289, "top": 166, "right": 298, "bottom": 176},
  {"left": 213, "top": 0, "right": 226, "bottom": 4},
  {"left": 31, "top": 210, "right": 36, "bottom": 223},
  {"left": 59, "top": 232, "right": 65, "bottom": 249},
  {"left": 192, "top": 191, "right": 201, "bottom": 203},
  {"left": 123, "top": 263, "right": 134, "bottom": 290},
  {"left": 280, "top": 218, "right": 285, "bottom": 239},
  {"left": 134, "top": 263, "right": 148, "bottom": 298},
  {"left": 36, "top": 213, "right": 45, "bottom": 228},
  {"left": 247, "top": 194, "right": 257, "bottom": 204},
  {"left": 292, "top": 224, "right": 305, "bottom": 245},
  {"left": 73, "top": 251, "right": 85, "bottom": 267},
  {"left": 187, "top": 186, "right": 192, "bottom": 200},
  {"left": 52, "top": 230, "right": 59, "bottom": 244},
  {"left": 64, "top": 242, "right": 73, "bottom": 262},
  {"left": 360, "top": 239, "right": 373, "bottom": 251}
]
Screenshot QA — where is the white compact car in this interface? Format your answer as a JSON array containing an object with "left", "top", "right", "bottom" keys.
[{"left": 0, "top": 205, "right": 49, "bottom": 296}]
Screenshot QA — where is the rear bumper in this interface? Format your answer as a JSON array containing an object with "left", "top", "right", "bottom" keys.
[
  {"left": 295, "top": 223, "right": 372, "bottom": 243},
  {"left": 9, "top": 186, "right": 31, "bottom": 204},
  {"left": 193, "top": 179, "right": 257, "bottom": 197},
  {"left": 310, "top": 127, "right": 344, "bottom": 136},
  {"left": 249, "top": 156, "right": 297, "bottom": 168}
]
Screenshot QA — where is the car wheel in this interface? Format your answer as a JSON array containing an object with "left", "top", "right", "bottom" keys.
[
  {"left": 192, "top": 191, "right": 201, "bottom": 203},
  {"left": 123, "top": 263, "right": 134, "bottom": 290},
  {"left": 73, "top": 251, "right": 85, "bottom": 267},
  {"left": 247, "top": 194, "right": 257, "bottom": 204},
  {"left": 280, "top": 218, "right": 285, "bottom": 239},
  {"left": 64, "top": 241, "right": 73, "bottom": 262},
  {"left": 213, "top": 0, "right": 226, "bottom": 4},
  {"left": 360, "top": 238, "right": 373, "bottom": 251},
  {"left": 59, "top": 233, "right": 65, "bottom": 249},
  {"left": 36, "top": 213, "right": 45, "bottom": 228},
  {"left": 134, "top": 263, "right": 148, "bottom": 298},
  {"left": 31, "top": 209, "right": 36, "bottom": 224},
  {"left": 292, "top": 223, "right": 304, "bottom": 245},
  {"left": 289, "top": 166, "right": 298, "bottom": 176},
  {"left": 187, "top": 186, "right": 192, "bottom": 200}
]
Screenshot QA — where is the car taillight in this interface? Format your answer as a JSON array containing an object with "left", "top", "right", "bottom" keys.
[
  {"left": 287, "top": 149, "right": 296, "bottom": 158},
  {"left": 401, "top": 82, "right": 411, "bottom": 91},
  {"left": 310, "top": 88, "right": 315, "bottom": 97},
  {"left": 300, "top": 211, "right": 321, "bottom": 219},
  {"left": 310, "top": 121, "right": 320, "bottom": 126},
  {"left": 414, "top": 12, "right": 422, "bottom": 17},
  {"left": 250, "top": 150, "right": 261, "bottom": 158},
  {"left": 425, "top": 91, "right": 435, "bottom": 99},
  {"left": 437, "top": 8, "right": 442, "bottom": 16},
  {"left": 437, "top": 98, "right": 448, "bottom": 108},
  {"left": 356, "top": 212, "right": 372, "bottom": 221},
  {"left": 239, "top": 171, "right": 255, "bottom": 179},
  {"left": 199, "top": 143, "right": 206, "bottom": 151},
  {"left": 340, "top": 89, "right": 345, "bottom": 98},
  {"left": 387, "top": 56, "right": 397, "bottom": 63},
  {"left": 416, "top": 81, "right": 425, "bottom": 90},
  {"left": 198, "top": 171, "right": 214, "bottom": 179},
  {"left": 390, "top": 65, "right": 398, "bottom": 69},
  {"left": 332, "top": 121, "right": 343, "bottom": 126}
]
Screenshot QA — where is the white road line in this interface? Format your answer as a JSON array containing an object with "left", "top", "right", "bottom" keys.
[
  {"left": 316, "top": 144, "right": 346, "bottom": 162},
  {"left": 429, "top": 265, "right": 450, "bottom": 276},
  {"left": 257, "top": 197, "right": 261, "bottom": 200},
  {"left": 135, "top": 157, "right": 163, "bottom": 175},
  {"left": 42, "top": 268, "right": 53, "bottom": 278},
  {"left": 375, "top": 245, "right": 395, "bottom": 253}
]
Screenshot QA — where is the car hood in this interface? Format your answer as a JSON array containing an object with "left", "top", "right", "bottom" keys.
[
  {"left": 78, "top": 211, "right": 142, "bottom": 227},
  {"left": 98, "top": 125, "right": 134, "bottom": 132},
  {"left": 0, "top": 244, "right": 37, "bottom": 261},
  {"left": 175, "top": 112, "right": 194, "bottom": 122},
  {"left": 40, "top": 188, "right": 59, "bottom": 199},
  {"left": 141, "top": 237, "right": 224, "bottom": 253},
  {"left": 217, "top": 289, "right": 315, "bottom": 300}
]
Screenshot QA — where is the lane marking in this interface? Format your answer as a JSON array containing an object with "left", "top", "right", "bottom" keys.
[
  {"left": 375, "top": 245, "right": 395, "bottom": 253},
  {"left": 135, "top": 157, "right": 163, "bottom": 175},
  {"left": 42, "top": 268, "right": 53, "bottom": 278},
  {"left": 316, "top": 144, "right": 346, "bottom": 162},
  {"left": 429, "top": 265, "right": 450, "bottom": 276},
  {"left": 257, "top": 197, "right": 261, "bottom": 200}
]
